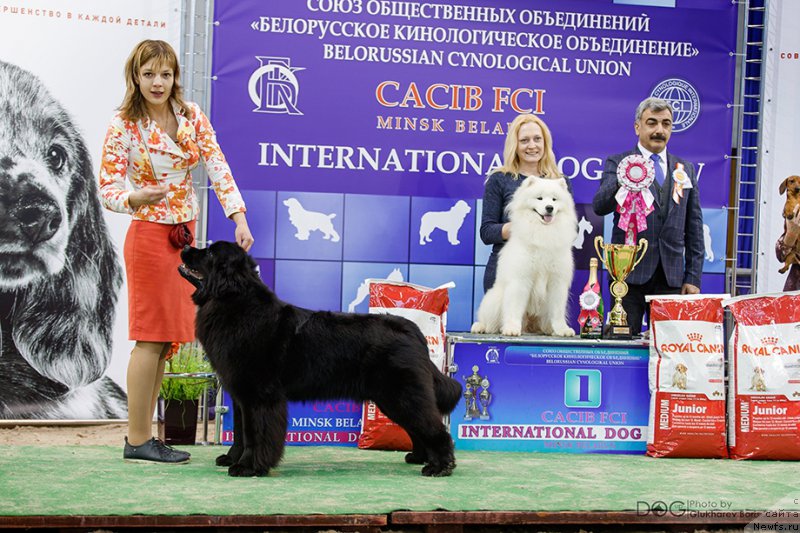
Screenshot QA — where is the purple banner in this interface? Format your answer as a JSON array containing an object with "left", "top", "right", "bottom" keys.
[
  {"left": 212, "top": 0, "right": 736, "bottom": 205},
  {"left": 209, "top": 0, "right": 737, "bottom": 334}
]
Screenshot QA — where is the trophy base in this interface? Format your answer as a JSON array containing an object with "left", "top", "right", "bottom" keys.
[{"left": 604, "top": 324, "right": 633, "bottom": 340}]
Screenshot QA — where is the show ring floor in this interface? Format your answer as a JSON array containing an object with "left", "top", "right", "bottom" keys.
[{"left": 1, "top": 443, "right": 799, "bottom": 531}]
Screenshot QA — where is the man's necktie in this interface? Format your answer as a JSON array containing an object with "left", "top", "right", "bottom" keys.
[{"left": 650, "top": 153, "right": 665, "bottom": 186}]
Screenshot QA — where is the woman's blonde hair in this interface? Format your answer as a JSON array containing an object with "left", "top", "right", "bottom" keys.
[
  {"left": 118, "top": 40, "right": 192, "bottom": 122},
  {"left": 492, "top": 114, "right": 560, "bottom": 180}
]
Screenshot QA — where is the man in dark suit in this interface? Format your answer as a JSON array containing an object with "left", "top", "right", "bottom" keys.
[{"left": 592, "top": 97, "right": 704, "bottom": 336}]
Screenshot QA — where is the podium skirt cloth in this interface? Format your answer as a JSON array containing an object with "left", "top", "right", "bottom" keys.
[{"left": 124, "top": 219, "right": 197, "bottom": 342}]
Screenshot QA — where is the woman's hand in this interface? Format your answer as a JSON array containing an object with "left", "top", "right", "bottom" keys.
[
  {"left": 128, "top": 184, "right": 168, "bottom": 209},
  {"left": 231, "top": 212, "right": 254, "bottom": 252},
  {"left": 501, "top": 222, "right": 511, "bottom": 240}
]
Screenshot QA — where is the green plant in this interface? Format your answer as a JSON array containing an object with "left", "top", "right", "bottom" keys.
[{"left": 159, "top": 343, "right": 214, "bottom": 402}]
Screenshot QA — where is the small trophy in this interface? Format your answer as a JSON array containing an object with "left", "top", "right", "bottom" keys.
[
  {"left": 478, "top": 379, "right": 492, "bottom": 420},
  {"left": 594, "top": 236, "right": 648, "bottom": 339},
  {"left": 463, "top": 365, "right": 490, "bottom": 420}
]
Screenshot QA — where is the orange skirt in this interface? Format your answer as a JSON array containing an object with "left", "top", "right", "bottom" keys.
[{"left": 124, "top": 220, "right": 196, "bottom": 342}]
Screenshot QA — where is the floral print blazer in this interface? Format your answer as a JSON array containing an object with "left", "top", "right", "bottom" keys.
[{"left": 99, "top": 101, "right": 245, "bottom": 224}]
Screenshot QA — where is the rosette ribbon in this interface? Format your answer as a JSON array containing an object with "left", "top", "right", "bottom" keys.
[
  {"left": 671, "top": 162, "right": 692, "bottom": 204},
  {"left": 577, "top": 290, "right": 601, "bottom": 329},
  {"left": 615, "top": 155, "right": 655, "bottom": 245}
]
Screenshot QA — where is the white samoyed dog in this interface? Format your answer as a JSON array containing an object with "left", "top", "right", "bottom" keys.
[{"left": 472, "top": 176, "right": 578, "bottom": 337}]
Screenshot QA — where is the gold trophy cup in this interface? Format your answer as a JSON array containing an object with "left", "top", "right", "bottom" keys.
[{"left": 594, "top": 236, "right": 648, "bottom": 339}]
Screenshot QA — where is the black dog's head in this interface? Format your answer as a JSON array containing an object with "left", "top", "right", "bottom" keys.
[{"left": 180, "top": 241, "right": 261, "bottom": 304}]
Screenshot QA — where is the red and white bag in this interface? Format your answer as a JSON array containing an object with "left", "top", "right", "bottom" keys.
[
  {"left": 645, "top": 294, "right": 728, "bottom": 458},
  {"left": 357, "top": 280, "right": 451, "bottom": 451},
  {"left": 723, "top": 290, "right": 800, "bottom": 460}
]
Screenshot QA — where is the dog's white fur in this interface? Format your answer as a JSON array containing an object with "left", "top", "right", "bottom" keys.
[
  {"left": 471, "top": 177, "right": 577, "bottom": 336},
  {"left": 750, "top": 366, "right": 766, "bottom": 392},
  {"left": 283, "top": 198, "right": 340, "bottom": 242},
  {"left": 347, "top": 268, "right": 404, "bottom": 312},
  {"left": 672, "top": 363, "right": 688, "bottom": 390},
  {"left": 419, "top": 200, "right": 471, "bottom": 245}
]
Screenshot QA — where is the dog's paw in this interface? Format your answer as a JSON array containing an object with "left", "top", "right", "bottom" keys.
[
  {"left": 470, "top": 322, "right": 486, "bottom": 334},
  {"left": 405, "top": 451, "right": 427, "bottom": 465},
  {"left": 501, "top": 324, "right": 522, "bottom": 336},
  {"left": 421, "top": 461, "right": 456, "bottom": 477},
  {"left": 553, "top": 326, "right": 576, "bottom": 337},
  {"left": 228, "top": 463, "right": 269, "bottom": 477},
  {"left": 216, "top": 453, "right": 234, "bottom": 467},
  {"left": 216, "top": 445, "right": 244, "bottom": 466}
]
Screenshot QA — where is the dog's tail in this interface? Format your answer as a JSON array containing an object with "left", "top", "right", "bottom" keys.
[{"left": 432, "top": 366, "right": 462, "bottom": 415}]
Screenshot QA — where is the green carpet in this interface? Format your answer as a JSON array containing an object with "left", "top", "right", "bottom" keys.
[{"left": 0, "top": 445, "right": 798, "bottom": 516}]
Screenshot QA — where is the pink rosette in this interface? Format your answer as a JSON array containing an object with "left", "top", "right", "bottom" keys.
[{"left": 615, "top": 154, "right": 656, "bottom": 245}]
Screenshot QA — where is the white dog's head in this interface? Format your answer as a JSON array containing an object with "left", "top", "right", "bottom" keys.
[
  {"left": 452, "top": 200, "right": 471, "bottom": 217},
  {"left": 507, "top": 177, "right": 577, "bottom": 239},
  {"left": 283, "top": 198, "right": 301, "bottom": 210}
]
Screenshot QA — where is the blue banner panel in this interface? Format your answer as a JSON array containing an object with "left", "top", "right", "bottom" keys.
[
  {"left": 221, "top": 392, "right": 361, "bottom": 447},
  {"left": 450, "top": 338, "right": 650, "bottom": 453}
]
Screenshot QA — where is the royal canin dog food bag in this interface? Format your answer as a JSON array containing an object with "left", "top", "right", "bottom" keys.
[
  {"left": 357, "top": 280, "right": 451, "bottom": 451},
  {"left": 645, "top": 294, "right": 728, "bottom": 458},
  {"left": 723, "top": 290, "right": 800, "bottom": 460}
]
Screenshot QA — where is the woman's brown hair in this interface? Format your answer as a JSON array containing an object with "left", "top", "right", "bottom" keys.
[{"left": 118, "top": 40, "right": 192, "bottom": 122}]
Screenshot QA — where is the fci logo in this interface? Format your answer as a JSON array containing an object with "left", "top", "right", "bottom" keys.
[
  {"left": 248, "top": 56, "right": 305, "bottom": 115},
  {"left": 650, "top": 78, "right": 700, "bottom": 133}
]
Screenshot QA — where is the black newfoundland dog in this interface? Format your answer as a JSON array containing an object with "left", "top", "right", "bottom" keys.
[{"left": 179, "top": 241, "right": 461, "bottom": 477}]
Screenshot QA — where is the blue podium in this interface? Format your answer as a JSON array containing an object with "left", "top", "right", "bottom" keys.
[{"left": 447, "top": 333, "right": 650, "bottom": 454}]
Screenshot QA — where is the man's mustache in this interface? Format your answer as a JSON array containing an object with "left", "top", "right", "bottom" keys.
[{"left": 650, "top": 134, "right": 667, "bottom": 141}]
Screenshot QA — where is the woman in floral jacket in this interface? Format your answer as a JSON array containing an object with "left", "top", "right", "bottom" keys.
[{"left": 99, "top": 40, "right": 254, "bottom": 464}]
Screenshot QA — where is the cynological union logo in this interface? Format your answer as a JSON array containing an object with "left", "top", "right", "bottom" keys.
[
  {"left": 650, "top": 78, "right": 700, "bottom": 133},
  {"left": 248, "top": 56, "right": 305, "bottom": 115}
]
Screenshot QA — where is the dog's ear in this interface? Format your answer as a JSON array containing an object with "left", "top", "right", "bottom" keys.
[{"left": 780, "top": 177, "right": 789, "bottom": 195}]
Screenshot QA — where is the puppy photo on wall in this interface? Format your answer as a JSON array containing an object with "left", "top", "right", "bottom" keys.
[
  {"left": 0, "top": 61, "right": 125, "bottom": 419},
  {"left": 179, "top": 241, "right": 461, "bottom": 477},
  {"left": 472, "top": 176, "right": 578, "bottom": 337}
]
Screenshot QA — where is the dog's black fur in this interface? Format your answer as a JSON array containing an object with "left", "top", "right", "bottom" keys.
[{"left": 179, "top": 241, "right": 461, "bottom": 477}]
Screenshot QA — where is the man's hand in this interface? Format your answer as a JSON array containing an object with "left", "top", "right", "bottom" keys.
[
  {"left": 785, "top": 204, "right": 800, "bottom": 248},
  {"left": 681, "top": 283, "right": 700, "bottom": 295}
]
